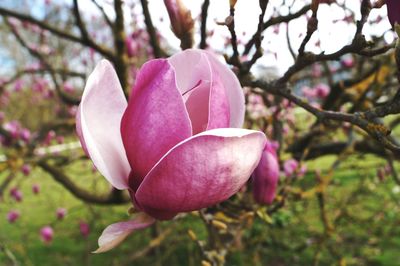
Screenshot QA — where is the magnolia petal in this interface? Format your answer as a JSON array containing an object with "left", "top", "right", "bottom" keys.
[
  {"left": 185, "top": 80, "right": 211, "bottom": 134},
  {"left": 253, "top": 146, "right": 280, "bottom": 205},
  {"left": 77, "top": 60, "right": 130, "bottom": 190},
  {"left": 94, "top": 213, "right": 155, "bottom": 253},
  {"left": 203, "top": 51, "right": 245, "bottom": 128},
  {"left": 168, "top": 49, "right": 212, "bottom": 99},
  {"left": 121, "top": 59, "right": 192, "bottom": 184},
  {"left": 387, "top": 0, "right": 400, "bottom": 28},
  {"left": 75, "top": 105, "right": 89, "bottom": 156},
  {"left": 206, "top": 76, "right": 230, "bottom": 130},
  {"left": 136, "top": 128, "right": 266, "bottom": 219}
]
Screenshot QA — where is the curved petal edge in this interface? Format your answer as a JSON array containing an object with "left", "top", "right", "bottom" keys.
[
  {"left": 136, "top": 128, "right": 266, "bottom": 218},
  {"left": 77, "top": 59, "right": 130, "bottom": 190}
]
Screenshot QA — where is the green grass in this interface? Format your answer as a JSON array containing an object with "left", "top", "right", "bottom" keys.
[{"left": 1, "top": 151, "right": 400, "bottom": 265}]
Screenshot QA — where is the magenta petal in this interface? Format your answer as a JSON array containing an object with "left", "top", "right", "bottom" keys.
[
  {"left": 185, "top": 80, "right": 211, "bottom": 134},
  {"left": 206, "top": 76, "right": 230, "bottom": 130},
  {"left": 168, "top": 49, "right": 212, "bottom": 98},
  {"left": 94, "top": 213, "right": 155, "bottom": 253},
  {"left": 203, "top": 51, "right": 245, "bottom": 128},
  {"left": 135, "top": 128, "right": 266, "bottom": 218},
  {"left": 121, "top": 59, "right": 192, "bottom": 184},
  {"left": 77, "top": 60, "right": 130, "bottom": 190},
  {"left": 253, "top": 145, "right": 280, "bottom": 205},
  {"left": 387, "top": 0, "right": 400, "bottom": 28}
]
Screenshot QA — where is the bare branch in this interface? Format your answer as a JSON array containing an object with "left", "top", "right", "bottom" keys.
[
  {"left": 0, "top": 6, "right": 114, "bottom": 59},
  {"left": 91, "top": 0, "right": 113, "bottom": 28},
  {"left": 38, "top": 160, "right": 130, "bottom": 205},
  {"left": 243, "top": 4, "right": 311, "bottom": 55},
  {"left": 4, "top": 18, "right": 80, "bottom": 105},
  {"left": 140, "top": 0, "right": 164, "bottom": 58},
  {"left": 199, "top": 0, "right": 210, "bottom": 49}
]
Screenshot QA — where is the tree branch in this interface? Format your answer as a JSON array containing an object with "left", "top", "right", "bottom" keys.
[
  {"left": 140, "top": 0, "right": 164, "bottom": 58},
  {"left": 37, "top": 160, "right": 130, "bottom": 205},
  {"left": 0, "top": 7, "right": 114, "bottom": 59},
  {"left": 199, "top": 0, "right": 210, "bottom": 49}
]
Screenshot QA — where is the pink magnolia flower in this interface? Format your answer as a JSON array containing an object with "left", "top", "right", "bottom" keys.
[
  {"left": 7, "top": 210, "right": 20, "bottom": 223},
  {"left": 386, "top": 0, "right": 400, "bottom": 28},
  {"left": 314, "top": 84, "right": 330, "bottom": 99},
  {"left": 302, "top": 86, "right": 317, "bottom": 99},
  {"left": 79, "top": 221, "right": 90, "bottom": 238},
  {"left": 32, "top": 184, "right": 40, "bottom": 194},
  {"left": 76, "top": 49, "right": 267, "bottom": 252},
  {"left": 283, "top": 159, "right": 299, "bottom": 177},
  {"left": 21, "top": 164, "right": 31, "bottom": 176},
  {"left": 10, "top": 187, "right": 23, "bottom": 202},
  {"left": 56, "top": 208, "right": 67, "bottom": 220},
  {"left": 252, "top": 141, "right": 280, "bottom": 205},
  {"left": 20, "top": 128, "right": 31, "bottom": 143},
  {"left": 40, "top": 226, "right": 54, "bottom": 243},
  {"left": 3, "top": 121, "right": 21, "bottom": 139}
]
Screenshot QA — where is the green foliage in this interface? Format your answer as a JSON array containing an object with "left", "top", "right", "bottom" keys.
[{"left": 1, "top": 155, "right": 399, "bottom": 266}]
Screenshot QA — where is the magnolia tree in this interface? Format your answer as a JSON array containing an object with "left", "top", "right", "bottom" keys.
[{"left": 1, "top": 0, "right": 400, "bottom": 265}]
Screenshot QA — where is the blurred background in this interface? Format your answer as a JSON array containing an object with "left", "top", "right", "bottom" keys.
[{"left": 1, "top": 0, "right": 400, "bottom": 265}]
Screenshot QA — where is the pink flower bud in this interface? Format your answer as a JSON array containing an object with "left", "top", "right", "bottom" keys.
[
  {"left": 125, "top": 36, "right": 139, "bottom": 57},
  {"left": 56, "top": 208, "right": 67, "bottom": 220},
  {"left": 56, "top": 136, "right": 64, "bottom": 144},
  {"left": 10, "top": 187, "right": 23, "bottom": 202},
  {"left": 20, "top": 128, "right": 31, "bottom": 143},
  {"left": 32, "top": 184, "right": 40, "bottom": 194},
  {"left": 7, "top": 210, "right": 20, "bottom": 223},
  {"left": 163, "top": 0, "right": 194, "bottom": 40},
  {"left": 4, "top": 121, "right": 21, "bottom": 139},
  {"left": 314, "top": 84, "right": 330, "bottom": 99},
  {"left": 386, "top": 0, "right": 400, "bottom": 28},
  {"left": 40, "top": 226, "right": 54, "bottom": 243},
  {"left": 44, "top": 130, "right": 56, "bottom": 145},
  {"left": 14, "top": 79, "right": 23, "bottom": 92},
  {"left": 79, "top": 221, "right": 90, "bottom": 238},
  {"left": 341, "top": 57, "right": 354, "bottom": 68},
  {"left": 21, "top": 164, "right": 31, "bottom": 176},
  {"left": 283, "top": 159, "right": 299, "bottom": 177},
  {"left": 253, "top": 141, "right": 280, "bottom": 205}
]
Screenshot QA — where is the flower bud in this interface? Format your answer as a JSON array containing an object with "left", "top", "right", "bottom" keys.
[
  {"left": 79, "top": 221, "right": 90, "bottom": 238},
  {"left": 32, "top": 184, "right": 40, "bottom": 194},
  {"left": 40, "top": 226, "right": 54, "bottom": 243},
  {"left": 283, "top": 159, "right": 298, "bottom": 177},
  {"left": 10, "top": 187, "right": 23, "bottom": 202},
  {"left": 7, "top": 210, "right": 20, "bottom": 223},
  {"left": 386, "top": 0, "right": 400, "bottom": 29},
  {"left": 21, "top": 164, "right": 31, "bottom": 176},
  {"left": 163, "top": 0, "right": 194, "bottom": 48},
  {"left": 56, "top": 208, "right": 67, "bottom": 220},
  {"left": 253, "top": 142, "right": 280, "bottom": 205}
]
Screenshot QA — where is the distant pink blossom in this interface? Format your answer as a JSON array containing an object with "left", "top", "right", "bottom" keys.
[
  {"left": 56, "top": 208, "right": 67, "bottom": 220},
  {"left": 79, "top": 221, "right": 90, "bottom": 238},
  {"left": 32, "top": 184, "right": 40, "bottom": 194},
  {"left": 283, "top": 159, "right": 299, "bottom": 177},
  {"left": 7, "top": 210, "right": 20, "bottom": 223},
  {"left": 21, "top": 164, "right": 31, "bottom": 176},
  {"left": 40, "top": 226, "right": 54, "bottom": 243},
  {"left": 20, "top": 128, "right": 31, "bottom": 143},
  {"left": 10, "top": 187, "right": 23, "bottom": 202},
  {"left": 314, "top": 84, "right": 330, "bottom": 98}
]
